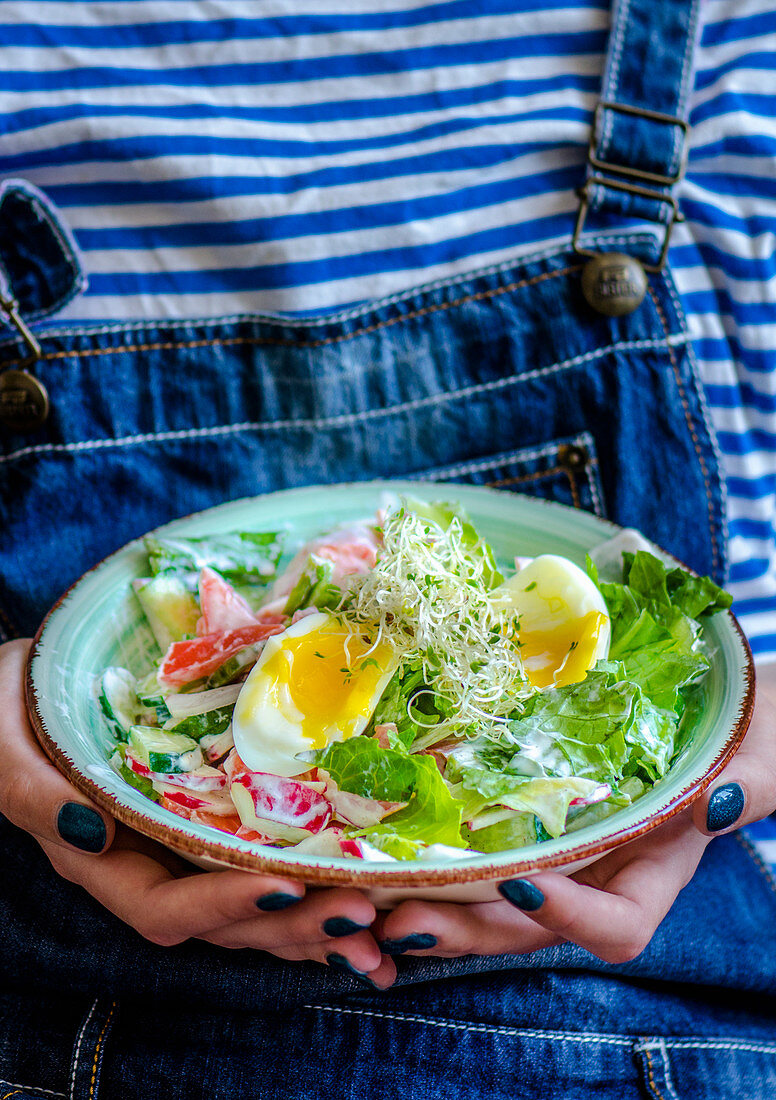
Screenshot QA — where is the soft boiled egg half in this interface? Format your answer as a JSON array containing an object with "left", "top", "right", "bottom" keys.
[
  {"left": 498, "top": 555, "right": 610, "bottom": 689},
  {"left": 232, "top": 612, "right": 398, "bottom": 777}
]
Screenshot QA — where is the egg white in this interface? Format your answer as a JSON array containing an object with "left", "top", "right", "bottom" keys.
[
  {"left": 498, "top": 554, "right": 610, "bottom": 688},
  {"left": 232, "top": 611, "right": 397, "bottom": 777}
]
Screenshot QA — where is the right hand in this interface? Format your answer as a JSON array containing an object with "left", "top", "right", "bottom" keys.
[{"left": 0, "top": 639, "right": 396, "bottom": 987}]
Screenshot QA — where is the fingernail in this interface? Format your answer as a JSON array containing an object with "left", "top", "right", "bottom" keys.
[
  {"left": 255, "top": 892, "right": 301, "bottom": 912},
  {"left": 499, "top": 879, "right": 545, "bottom": 911},
  {"left": 706, "top": 782, "right": 745, "bottom": 832},
  {"left": 326, "top": 952, "right": 377, "bottom": 989},
  {"left": 379, "top": 933, "right": 438, "bottom": 955},
  {"left": 323, "top": 916, "right": 369, "bottom": 938},
  {"left": 56, "top": 802, "right": 107, "bottom": 853}
]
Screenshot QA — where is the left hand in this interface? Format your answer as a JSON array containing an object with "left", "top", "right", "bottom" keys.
[{"left": 375, "top": 668, "right": 776, "bottom": 968}]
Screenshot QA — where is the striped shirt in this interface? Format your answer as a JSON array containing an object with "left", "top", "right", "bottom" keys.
[{"left": 1, "top": 0, "right": 775, "bottom": 659}]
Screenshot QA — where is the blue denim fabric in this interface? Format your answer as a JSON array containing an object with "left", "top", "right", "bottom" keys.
[
  {"left": 0, "top": 234, "right": 725, "bottom": 641},
  {"left": 0, "top": 229, "right": 765, "bottom": 1099}
]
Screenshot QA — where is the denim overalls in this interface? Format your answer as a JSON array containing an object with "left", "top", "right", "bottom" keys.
[{"left": 2, "top": 1, "right": 776, "bottom": 1097}]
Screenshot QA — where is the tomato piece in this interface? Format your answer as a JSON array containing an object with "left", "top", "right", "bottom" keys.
[{"left": 158, "top": 622, "right": 285, "bottom": 686}]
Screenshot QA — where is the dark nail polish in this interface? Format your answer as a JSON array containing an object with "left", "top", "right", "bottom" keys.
[
  {"left": 255, "top": 892, "right": 301, "bottom": 912},
  {"left": 323, "top": 916, "right": 369, "bottom": 938},
  {"left": 499, "top": 879, "right": 545, "bottom": 911},
  {"left": 326, "top": 952, "right": 377, "bottom": 989},
  {"left": 706, "top": 782, "right": 745, "bottom": 832},
  {"left": 379, "top": 933, "right": 438, "bottom": 955},
  {"left": 56, "top": 802, "right": 107, "bottom": 853}
]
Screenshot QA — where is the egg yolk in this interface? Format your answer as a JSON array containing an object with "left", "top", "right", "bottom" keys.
[
  {"left": 519, "top": 610, "right": 608, "bottom": 689},
  {"left": 255, "top": 622, "right": 394, "bottom": 749}
]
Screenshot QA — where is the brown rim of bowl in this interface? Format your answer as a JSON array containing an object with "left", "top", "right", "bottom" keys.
[
  {"left": 23, "top": 483, "right": 756, "bottom": 887},
  {"left": 26, "top": 612, "right": 755, "bottom": 888}
]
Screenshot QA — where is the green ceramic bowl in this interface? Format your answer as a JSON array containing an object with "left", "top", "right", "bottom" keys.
[{"left": 26, "top": 482, "right": 754, "bottom": 904}]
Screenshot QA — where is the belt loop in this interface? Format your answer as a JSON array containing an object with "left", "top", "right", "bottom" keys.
[{"left": 573, "top": 0, "right": 702, "bottom": 285}]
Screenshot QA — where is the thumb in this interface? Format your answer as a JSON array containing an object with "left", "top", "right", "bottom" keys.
[
  {"left": 0, "top": 638, "right": 115, "bottom": 854},
  {"left": 693, "top": 670, "right": 776, "bottom": 837}
]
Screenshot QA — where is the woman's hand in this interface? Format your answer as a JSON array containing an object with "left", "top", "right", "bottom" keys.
[
  {"left": 377, "top": 670, "right": 776, "bottom": 966},
  {"left": 0, "top": 640, "right": 396, "bottom": 987}
]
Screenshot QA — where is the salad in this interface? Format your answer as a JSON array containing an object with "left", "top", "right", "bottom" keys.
[{"left": 99, "top": 500, "right": 732, "bottom": 861}]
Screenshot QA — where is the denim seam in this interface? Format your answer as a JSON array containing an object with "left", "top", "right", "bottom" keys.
[
  {"left": 664, "top": 1038, "right": 776, "bottom": 1055},
  {"left": 601, "top": 0, "right": 631, "bottom": 161},
  {"left": 646, "top": 285, "right": 720, "bottom": 578},
  {"left": 0, "top": 1086, "right": 65, "bottom": 1100},
  {"left": 635, "top": 1039, "right": 680, "bottom": 1100},
  {"left": 87, "top": 1002, "right": 116, "bottom": 1100},
  {"left": 675, "top": 1, "right": 702, "bottom": 175},
  {"left": 418, "top": 432, "right": 595, "bottom": 480},
  {"left": 661, "top": 269, "right": 729, "bottom": 579},
  {"left": 734, "top": 830, "right": 776, "bottom": 902},
  {"left": 68, "top": 998, "right": 98, "bottom": 1100},
  {"left": 302, "top": 1004, "right": 632, "bottom": 1044},
  {"left": 0, "top": 234, "right": 662, "bottom": 342},
  {"left": 0, "top": 335, "right": 690, "bottom": 468},
  {"left": 586, "top": 458, "right": 604, "bottom": 516},
  {"left": 0, "top": 266, "right": 583, "bottom": 369}
]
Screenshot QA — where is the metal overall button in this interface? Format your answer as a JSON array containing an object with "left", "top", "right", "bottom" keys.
[
  {"left": 0, "top": 290, "right": 49, "bottom": 430},
  {"left": 580, "top": 252, "right": 647, "bottom": 316},
  {"left": 0, "top": 368, "right": 50, "bottom": 430}
]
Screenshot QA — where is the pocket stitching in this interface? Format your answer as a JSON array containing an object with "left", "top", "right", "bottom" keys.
[
  {"left": 0, "top": 336, "right": 689, "bottom": 469},
  {"left": 0, "top": 1083, "right": 65, "bottom": 1099}
]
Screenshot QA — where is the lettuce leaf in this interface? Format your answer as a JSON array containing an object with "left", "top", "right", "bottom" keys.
[
  {"left": 317, "top": 736, "right": 465, "bottom": 847},
  {"left": 448, "top": 761, "right": 612, "bottom": 837},
  {"left": 589, "top": 551, "right": 728, "bottom": 712},
  {"left": 463, "top": 812, "right": 540, "bottom": 852},
  {"left": 370, "top": 658, "right": 448, "bottom": 751},
  {"left": 145, "top": 531, "right": 284, "bottom": 585}
]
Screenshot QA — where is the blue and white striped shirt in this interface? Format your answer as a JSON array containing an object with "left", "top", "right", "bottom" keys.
[{"left": 1, "top": 0, "right": 774, "bottom": 658}]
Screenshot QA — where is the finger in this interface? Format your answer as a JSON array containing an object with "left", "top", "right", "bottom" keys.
[
  {"left": 693, "top": 680, "right": 776, "bottom": 836},
  {"left": 39, "top": 836, "right": 306, "bottom": 945},
  {"left": 498, "top": 816, "right": 708, "bottom": 964},
  {"left": 200, "top": 889, "right": 377, "bottom": 954},
  {"left": 377, "top": 897, "right": 559, "bottom": 958},
  {"left": 0, "top": 640, "right": 115, "bottom": 854},
  {"left": 236, "top": 938, "right": 398, "bottom": 988}
]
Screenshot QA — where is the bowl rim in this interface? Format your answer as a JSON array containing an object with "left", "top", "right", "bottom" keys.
[{"left": 25, "top": 481, "right": 756, "bottom": 887}]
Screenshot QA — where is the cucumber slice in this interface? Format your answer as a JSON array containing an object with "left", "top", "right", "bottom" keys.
[
  {"left": 206, "top": 646, "right": 257, "bottom": 687},
  {"left": 283, "top": 555, "right": 340, "bottom": 615},
  {"left": 129, "top": 725, "right": 203, "bottom": 774},
  {"left": 110, "top": 747, "right": 161, "bottom": 801},
  {"left": 135, "top": 669, "right": 172, "bottom": 722},
  {"left": 99, "top": 668, "right": 139, "bottom": 740},
  {"left": 164, "top": 705, "right": 233, "bottom": 742},
  {"left": 133, "top": 575, "right": 201, "bottom": 650}
]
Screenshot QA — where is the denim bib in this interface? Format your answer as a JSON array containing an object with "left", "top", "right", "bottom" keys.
[{"left": 2, "top": 2, "right": 776, "bottom": 1098}]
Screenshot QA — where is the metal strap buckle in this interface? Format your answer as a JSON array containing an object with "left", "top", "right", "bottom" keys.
[
  {"left": 0, "top": 291, "right": 42, "bottom": 366},
  {"left": 572, "top": 176, "right": 685, "bottom": 272},
  {"left": 590, "top": 101, "right": 690, "bottom": 187}
]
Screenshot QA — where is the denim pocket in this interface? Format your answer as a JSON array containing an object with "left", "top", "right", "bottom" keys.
[{"left": 418, "top": 430, "right": 605, "bottom": 516}]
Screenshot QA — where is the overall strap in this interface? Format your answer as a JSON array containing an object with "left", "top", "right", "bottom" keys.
[
  {"left": 0, "top": 179, "right": 86, "bottom": 360},
  {"left": 574, "top": 0, "right": 703, "bottom": 275},
  {"left": 0, "top": 180, "right": 86, "bottom": 430}
]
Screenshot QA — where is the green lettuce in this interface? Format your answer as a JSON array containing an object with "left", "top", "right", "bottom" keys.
[
  {"left": 369, "top": 658, "right": 448, "bottom": 751},
  {"left": 317, "top": 736, "right": 464, "bottom": 847},
  {"left": 590, "top": 550, "right": 730, "bottom": 712},
  {"left": 145, "top": 531, "right": 284, "bottom": 586}
]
